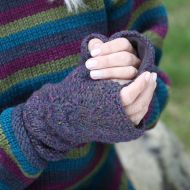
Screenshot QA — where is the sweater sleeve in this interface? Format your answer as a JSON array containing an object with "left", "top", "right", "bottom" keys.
[
  {"left": 0, "top": 107, "right": 46, "bottom": 190},
  {"left": 107, "top": 0, "right": 171, "bottom": 129},
  {"left": 0, "top": 32, "right": 147, "bottom": 190}
]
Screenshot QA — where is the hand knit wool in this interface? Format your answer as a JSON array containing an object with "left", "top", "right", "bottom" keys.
[
  {"left": 0, "top": 1, "right": 170, "bottom": 189},
  {"left": 12, "top": 30, "right": 155, "bottom": 163}
]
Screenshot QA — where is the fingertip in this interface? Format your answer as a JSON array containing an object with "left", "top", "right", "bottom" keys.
[
  {"left": 144, "top": 72, "right": 151, "bottom": 82},
  {"left": 88, "top": 38, "right": 103, "bottom": 54},
  {"left": 152, "top": 72, "right": 157, "bottom": 82}
]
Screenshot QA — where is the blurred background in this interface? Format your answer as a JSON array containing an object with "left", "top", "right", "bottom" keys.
[
  {"left": 161, "top": 0, "right": 190, "bottom": 153},
  {"left": 117, "top": 1, "right": 190, "bottom": 189}
]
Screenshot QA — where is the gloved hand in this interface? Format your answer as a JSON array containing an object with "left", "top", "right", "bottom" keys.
[{"left": 12, "top": 30, "right": 156, "bottom": 162}]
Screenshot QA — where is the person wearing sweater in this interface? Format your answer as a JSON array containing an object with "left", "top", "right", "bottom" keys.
[{"left": 0, "top": 0, "right": 170, "bottom": 189}]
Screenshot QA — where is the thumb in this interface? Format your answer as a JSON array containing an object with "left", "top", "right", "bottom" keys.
[{"left": 120, "top": 71, "right": 151, "bottom": 106}]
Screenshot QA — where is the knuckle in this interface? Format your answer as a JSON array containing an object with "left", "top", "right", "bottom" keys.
[
  {"left": 120, "top": 38, "right": 130, "bottom": 49},
  {"left": 121, "top": 88, "right": 133, "bottom": 105},
  {"left": 105, "top": 42, "right": 113, "bottom": 53},
  {"left": 121, "top": 51, "right": 129, "bottom": 60},
  {"left": 129, "top": 54, "right": 135, "bottom": 62},
  {"left": 126, "top": 92, "right": 133, "bottom": 104},
  {"left": 128, "top": 66, "right": 137, "bottom": 76},
  {"left": 106, "top": 54, "right": 113, "bottom": 66},
  {"left": 138, "top": 103, "right": 145, "bottom": 111}
]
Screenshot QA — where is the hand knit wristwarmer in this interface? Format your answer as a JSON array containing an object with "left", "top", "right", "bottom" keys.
[{"left": 12, "top": 30, "right": 156, "bottom": 164}]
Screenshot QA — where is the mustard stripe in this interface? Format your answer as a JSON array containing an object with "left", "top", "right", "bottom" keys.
[
  {"left": 0, "top": 0, "right": 104, "bottom": 38},
  {"left": 0, "top": 127, "right": 41, "bottom": 178},
  {"left": 127, "top": 0, "right": 162, "bottom": 29},
  {"left": 0, "top": 54, "right": 79, "bottom": 92}
]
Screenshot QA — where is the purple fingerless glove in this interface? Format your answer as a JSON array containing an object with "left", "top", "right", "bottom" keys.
[{"left": 12, "top": 30, "right": 155, "bottom": 163}]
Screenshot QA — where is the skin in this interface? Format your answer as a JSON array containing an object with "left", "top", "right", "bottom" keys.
[{"left": 85, "top": 38, "right": 157, "bottom": 125}]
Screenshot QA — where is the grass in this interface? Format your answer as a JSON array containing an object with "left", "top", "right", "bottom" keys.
[{"left": 160, "top": 0, "right": 190, "bottom": 152}]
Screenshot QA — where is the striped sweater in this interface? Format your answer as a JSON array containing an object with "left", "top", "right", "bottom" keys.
[{"left": 0, "top": 0, "right": 170, "bottom": 189}]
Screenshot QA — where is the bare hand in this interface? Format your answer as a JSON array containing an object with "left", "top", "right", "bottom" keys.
[
  {"left": 86, "top": 38, "right": 140, "bottom": 84},
  {"left": 120, "top": 72, "right": 157, "bottom": 125}
]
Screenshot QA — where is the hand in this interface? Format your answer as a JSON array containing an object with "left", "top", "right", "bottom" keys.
[
  {"left": 85, "top": 38, "right": 140, "bottom": 84},
  {"left": 120, "top": 72, "right": 157, "bottom": 125}
]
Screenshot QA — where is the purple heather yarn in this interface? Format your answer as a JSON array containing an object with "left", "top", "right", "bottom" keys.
[{"left": 12, "top": 30, "right": 156, "bottom": 166}]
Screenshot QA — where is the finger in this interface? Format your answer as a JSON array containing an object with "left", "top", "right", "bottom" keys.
[
  {"left": 129, "top": 107, "right": 149, "bottom": 125},
  {"left": 85, "top": 51, "right": 140, "bottom": 70},
  {"left": 126, "top": 73, "right": 157, "bottom": 116},
  {"left": 111, "top": 79, "right": 131, "bottom": 85},
  {"left": 88, "top": 38, "right": 104, "bottom": 53},
  {"left": 90, "top": 38, "right": 135, "bottom": 57},
  {"left": 90, "top": 66, "right": 138, "bottom": 80},
  {"left": 120, "top": 71, "right": 151, "bottom": 106}
]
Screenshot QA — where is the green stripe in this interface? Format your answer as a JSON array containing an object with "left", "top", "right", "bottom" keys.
[
  {"left": 0, "top": 127, "right": 41, "bottom": 178},
  {"left": 112, "top": 0, "right": 127, "bottom": 7},
  {"left": 0, "top": 55, "right": 79, "bottom": 92},
  {"left": 0, "top": 0, "right": 104, "bottom": 38},
  {"left": 127, "top": 0, "right": 161, "bottom": 29},
  {"left": 144, "top": 30, "right": 164, "bottom": 49},
  {"left": 119, "top": 171, "right": 129, "bottom": 190},
  {"left": 64, "top": 144, "right": 92, "bottom": 159},
  {"left": 67, "top": 145, "right": 111, "bottom": 190}
]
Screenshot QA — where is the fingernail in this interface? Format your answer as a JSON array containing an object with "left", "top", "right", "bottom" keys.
[
  {"left": 152, "top": 73, "right": 157, "bottom": 82},
  {"left": 90, "top": 70, "right": 103, "bottom": 79},
  {"left": 85, "top": 59, "right": 97, "bottom": 70},
  {"left": 145, "top": 72, "right": 151, "bottom": 82},
  {"left": 90, "top": 48, "right": 101, "bottom": 57}
]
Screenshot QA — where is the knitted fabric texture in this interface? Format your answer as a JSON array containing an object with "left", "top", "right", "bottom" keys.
[
  {"left": 0, "top": 0, "right": 170, "bottom": 189},
  {"left": 12, "top": 30, "right": 155, "bottom": 164}
]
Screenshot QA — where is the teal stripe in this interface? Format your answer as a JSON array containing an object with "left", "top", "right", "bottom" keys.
[
  {"left": 156, "top": 77, "right": 169, "bottom": 112},
  {"left": 108, "top": 0, "right": 132, "bottom": 20},
  {"left": 0, "top": 182, "right": 11, "bottom": 190},
  {"left": 0, "top": 108, "right": 41, "bottom": 175},
  {"left": 0, "top": 10, "right": 106, "bottom": 52},
  {"left": 0, "top": 67, "right": 75, "bottom": 107},
  {"left": 130, "top": 6, "right": 168, "bottom": 31},
  {"left": 45, "top": 143, "right": 96, "bottom": 172}
]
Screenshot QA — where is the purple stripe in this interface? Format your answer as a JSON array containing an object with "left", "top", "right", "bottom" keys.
[
  {"left": 158, "top": 71, "right": 171, "bottom": 85},
  {"left": 151, "top": 24, "right": 168, "bottom": 38},
  {"left": 0, "top": 0, "right": 63, "bottom": 25},
  {"left": 0, "top": 40, "right": 81, "bottom": 79},
  {"left": 0, "top": 148, "right": 32, "bottom": 185},
  {"left": 0, "top": 22, "right": 107, "bottom": 65}
]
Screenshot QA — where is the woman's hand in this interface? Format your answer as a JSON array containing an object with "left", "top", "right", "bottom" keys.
[
  {"left": 86, "top": 38, "right": 140, "bottom": 84},
  {"left": 86, "top": 38, "right": 157, "bottom": 125},
  {"left": 120, "top": 71, "right": 157, "bottom": 125}
]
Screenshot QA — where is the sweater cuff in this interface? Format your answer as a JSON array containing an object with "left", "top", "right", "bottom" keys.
[
  {"left": 0, "top": 107, "right": 45, "bottom": 177},
  {"left": 11, "top": 104, "right": 47, "bottom": 169}
]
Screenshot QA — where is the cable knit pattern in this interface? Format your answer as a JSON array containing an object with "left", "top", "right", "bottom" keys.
[
  {"left": 0, "top": 0, "right": 170, "bottom": 189},
  {"left": 12, "top": 31, "right": 155, "bottom": 162}
]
